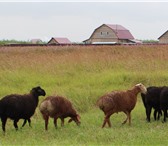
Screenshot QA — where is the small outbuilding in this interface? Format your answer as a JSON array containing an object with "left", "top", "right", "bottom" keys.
[
  {"left": 83, "top": 24, "right": 134, "bottom": 44},
  {"left": 47, "top": 37, "right": 71, "bottom": 45},
  {"left": 30, "top": 39, "right": 43, "bottom": 44},
  {"left": 158, "top": 30, "right": 168, "bottom": 44}
]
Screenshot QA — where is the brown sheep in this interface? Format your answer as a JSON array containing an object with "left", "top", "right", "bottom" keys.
[
  {"left": 97, "top": 83, "right": 147, "bottom": 128},
  {"left": 39, "top": 96, "right": 80, "bottom": 130}
]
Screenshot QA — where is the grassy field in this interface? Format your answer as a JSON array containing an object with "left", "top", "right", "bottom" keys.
[{"left": 0, "top": 45, "right": 168, "bottom": 145}]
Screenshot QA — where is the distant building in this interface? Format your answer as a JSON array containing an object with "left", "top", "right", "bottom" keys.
[
  {"left": 30, "top": 39, "right": 43, "bottom": 44},
  {"left": 47, "top": 37, "right": 71, "bottom": 45},
  {"left": 83, "top": 24, "right": 134, "bottom": 44},
  {"left": 158, "top": 30, "right": 168, "bottom": 44}
]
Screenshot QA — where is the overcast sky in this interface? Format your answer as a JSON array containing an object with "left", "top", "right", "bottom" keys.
[{"left": 0, "top": 2, "right": 168, "bottom": 42}]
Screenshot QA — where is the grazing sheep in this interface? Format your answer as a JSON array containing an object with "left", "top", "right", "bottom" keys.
[
  {"left": 39, "top": 96, "right": 81, "bottom": 130},
  {"left": 141, "top": 86, "right": 164, "bottom": 122},
  {"left": 0, "top": 86, "right": 46, "bottom": 132},
  {"left": 97, "top": 83, "right": 147, "bottom": 128},
  {"left": 160, "top": 87, "right": 168, "bottom": 122}
]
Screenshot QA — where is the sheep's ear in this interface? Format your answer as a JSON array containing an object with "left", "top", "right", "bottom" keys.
[
  {"left": 32, "top": 86, "right": 42, "bottom": 93},
  {"left": 68, "top": 118, "right": 73, "bottom": 123},
  {"left": 136, "top": 83, "right": 142, "bottom": 87},
  {"left": 31, "top": 88, "right": 36, "bottom": 93},
  {"left": 77, "top": 114, "right": 81, "bottom": 121}
]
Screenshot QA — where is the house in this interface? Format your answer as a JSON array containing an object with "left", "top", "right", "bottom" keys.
[
  {"left": 47, "top": 37, "right": 71, "bottom": 45},
  {"left": 30, "top": 39, "right": 43, "bottom": 44},
  {"left": 83, "top": 24, "right": 134, "bottom": 44},
  {"left": 158, "top": 30, "right": 168, "bottom": 44}
]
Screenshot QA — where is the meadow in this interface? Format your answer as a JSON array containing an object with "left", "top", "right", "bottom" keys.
[{"left": 0, "top": 45, "right": 168, "bottom": 145}]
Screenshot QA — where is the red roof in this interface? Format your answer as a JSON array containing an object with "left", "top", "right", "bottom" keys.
[
  {"left": 106, "top": 24, "right": 134, "bottom": 39},
  {"left": 49, "top": 37, "right": 71, "bottom": 44}
]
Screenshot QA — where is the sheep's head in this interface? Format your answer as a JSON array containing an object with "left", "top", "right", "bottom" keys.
[
  {"left": 68, "top": 114, "right": 81, "bottom": 126},
  {"left": 31, "top": 86, "right": 46, "bottom": 97},
  {"left": 135, "top": 83, "right": 147, "bottom": 94}
]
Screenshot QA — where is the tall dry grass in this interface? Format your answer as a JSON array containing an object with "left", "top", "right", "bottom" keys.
[
  {"left": 1, "top": 45, "right": 168, "bottom": 71},
  {"left": 0, "top": 45, "right": 168, "bottom": 109}
]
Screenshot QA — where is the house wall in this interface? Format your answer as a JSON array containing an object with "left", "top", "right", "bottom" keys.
[
  {"left": 159, "top": 32, "right": 168, "bottom": 44},
  {"left": 118, "top": 39, "right": 132, "bottom": 43},
  {"left": 90, "top": 25, "right": 118, "bottom": 43},
  {"left": 31, "top": 39, "right": 42, "bottom": 44},
  {"left": 48, "top": 39, "right": 58, "bottom": 44}
]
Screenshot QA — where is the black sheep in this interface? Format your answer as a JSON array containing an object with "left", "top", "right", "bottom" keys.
[
  {"left": 141, "top": 86, "right": 164, "bottom": 122},
  {"left": 160, "top": 87, "right": 168, "bottom": 122},
  {"left": 0, "top": 86, "right": 46, "bottom": 132}
]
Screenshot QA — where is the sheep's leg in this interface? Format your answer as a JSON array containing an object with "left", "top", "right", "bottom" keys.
[
  {"left": 122, "top": 113, "right": 128, "bottom": 125},
  {"left": 45, "top": 116, "right": 49, "bottom": 130},
  {"left": 14, "top": 119, "right": 19, "bottom": 130},
  {"left": 163, "top": 109, "right": 167, "bottom": 123},
  {"left": 146, "top": 106, "right": 152, "bottom": 122},
  {"left": 122, "top": 118, "right": 128, "bottom": 124},
  {"left": 22, "top": 119, "right": 27, "bottom": 128},
  {"left": 21, "top": 119, "right": 31, "bottom": 128},
  {"left": 157, "top": 110, "right": 162, "bottom": 120},
  {"left": 54, "top": 117, "right": 58, "bottom": 129},
  {"left": 28, "top": 119, "right": 31, "bottom": 127},
  {"left": 122, "top": 112, "right": 131, "bottom": 125},
  {"left": 61, "top": 118, "right": 64, "bottom": 127},
  {"left": 102, "top": 111, "right": 113, "bottom": 128},
  {"left": 42, "top": 114, "right": 49, "bottom": 130},
  {"left": 160, "top": 110, "right": 163, "bottom": 116},
  {"left": 1, "top": 116, "right": 7, "bottom": 132},
  {"left": 128, "top": 112, "right": 131, "bottom": 125},
  {"left": 145, "top": 108, "right": 148, "bottom": 121},
  {"left": 107, "top": 118, "right": 112, "bottom": 127},
  {"left": 102, "top": 117, "right": 108, "bottom": 128},
  {"left": 154, "top": 110, "right": 157, "bottom": 120}
]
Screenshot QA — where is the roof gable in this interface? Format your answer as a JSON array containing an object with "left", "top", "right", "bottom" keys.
[
  {"left": 53, "top": 37, "right": 71, "bottom": 44},
  {"left": 158, "top": 30, "right": 168, "bottom": 39},
  {"left": 48, "top": 37, "right": 71, "bottom": 44}
]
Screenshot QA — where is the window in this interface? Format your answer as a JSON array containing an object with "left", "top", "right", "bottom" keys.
[{"left": 101, "top": 32, "right": 108, "bottom": 36}]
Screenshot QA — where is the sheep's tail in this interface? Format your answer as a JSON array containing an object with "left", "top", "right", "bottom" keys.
[
  {"left": 39, "top": 102, "right": 47, "bottom": 114},
  {"left": 0, "top": 100, "right": 2, "bottom": 118},
  {"left": 99, "top": 105, "right": 105, "bottom": 110},
  {"left": 96, "top": 98, "right": 105, "bottom": 110},
  {"left": 39, "top": 100, "right": 54, "bottom": 115}
]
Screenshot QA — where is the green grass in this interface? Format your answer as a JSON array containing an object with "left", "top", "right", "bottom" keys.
[
  {"left": 1, "top": 107, "right": 168, "bottom": 145},
  {"left": 0, "top": 45, "right": 168, "bottom": 145}
]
